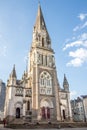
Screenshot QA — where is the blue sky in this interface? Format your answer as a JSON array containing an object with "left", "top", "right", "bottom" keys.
[{"left": 0, "top": 0, "right": 87, "bottom": 99}]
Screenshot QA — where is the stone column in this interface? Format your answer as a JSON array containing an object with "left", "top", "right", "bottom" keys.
[
  {"left": 54, "top": 69, "right": 61, "bottom": 121},
  {"left": 67, "top": 93, "right": 72, "bottom": 121},
  {"left": 23, "top": 88, "right": 26, "bottom": 118},
  {"left": 23, "top": 102, "right": 26, "bottom": 117},
  {"left": 36, "top": 65, "right": 39, "bottom": 116}
]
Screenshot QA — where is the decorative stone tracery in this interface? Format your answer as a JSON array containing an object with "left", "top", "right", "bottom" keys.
[{"left": 39, "top": 71, "right": 52, "bottom": 95}]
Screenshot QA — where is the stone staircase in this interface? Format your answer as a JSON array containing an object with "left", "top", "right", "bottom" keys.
[
  {"left": 6, "top": 122, "right": 87, "bottom": 129},
  {"left": 9, "top": 118, "right": 24, "bottom": 124}
]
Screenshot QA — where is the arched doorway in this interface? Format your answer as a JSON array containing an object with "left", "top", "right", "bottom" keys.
[
  {"left": 40, "top": 99, "right": 53, "bottom": 120},
  {"left": 63, "top": 109, "right": 66, "bottom": 119},
  {"left": 41, "top": 106, "right": 50, "bottom": 119},
  {"left": 16, "top": 108, "right": 20, "bottom": 118}
]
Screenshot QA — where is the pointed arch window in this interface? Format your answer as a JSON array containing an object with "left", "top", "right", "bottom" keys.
[
  {"left": 40, "top": 71, "right": 52, "bottom": 95},
  {"left": 27, "top": 101, "right": 30, "bottom": 111},
  {"left": 42, "top": 38, "right": 44, "bottom": 47},
  {"left": 46, "top": 56, "right": 47, "bottom": 66}
]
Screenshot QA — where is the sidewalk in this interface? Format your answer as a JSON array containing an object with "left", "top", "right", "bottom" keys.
[{"left": 0, "top": 124, "right": 12, "bottom": 130}]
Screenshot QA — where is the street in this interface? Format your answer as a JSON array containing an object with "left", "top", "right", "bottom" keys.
[{"left": 0, "top": 124, "right": 87, "bottom": 130}]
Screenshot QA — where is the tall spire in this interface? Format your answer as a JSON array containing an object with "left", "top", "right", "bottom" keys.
[
  {"left": 63, "top": 74, "right": 69, "bottom": 91},
  {"left": 34, "top": 3, "right": 47, "bottom": 31},
  {"left": 11, "top": 64, "right": 17, "bottom": 78}
]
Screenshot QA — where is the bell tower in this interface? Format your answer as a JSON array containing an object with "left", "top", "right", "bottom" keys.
[
  {"left": 28, "top": 3, "right": 55, "bottom": 71},
  {"left": 28, "top": 3, "right": 61, "bottom": 121}
]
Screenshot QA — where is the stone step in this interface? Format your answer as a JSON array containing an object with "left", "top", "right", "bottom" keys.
[{"left": 10, "top": 118, "right": 24, "bottom": 124}]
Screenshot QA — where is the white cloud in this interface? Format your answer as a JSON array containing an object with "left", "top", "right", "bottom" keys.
[
  {"left": 73, "top": 25, "right": 80, "bottom": 32},
  {"left": 81, "top": 21, "right": 87, "bottom": 29},
  {"left": 69, "top": 48, "right": 87, "bottom": 58},
  {"left": 73, "top": 21, "right": 87, "bottom": 32},
  {"left": 78, "top": 13, "right": 87, "bottom": 21},
  {"left": 64, "top": 13, "right": 87, "bottom": 67},
  {"left": 70, "top": 90, "right": 78, "bottom": 99},
  {"left": 63, "top": 33, "right": 87, "bottom": 50},
  {"left": 63, "top": 41, "right": 82, "bottom": 50},
  {"left": 80, "top": 33, "right": 87, "bottom": 40},
  {"left": 67, "top": 58, "right": 83, "bottom": 67},
  {"left": 67, "top": 48, "right": 87, "bottom": 67}
]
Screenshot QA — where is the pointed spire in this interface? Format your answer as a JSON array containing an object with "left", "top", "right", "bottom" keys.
[
  {"left": 38, "top": 0, "right": 40, "bottom": 5},
  {"left": 11, "top": 64, "right": 17, "bottom": 78},
  {"left": 32, "top": 2, "right": 51, "bottom": 49},
  {"left": 63, "top": 74, "right": 69, "bottom": 91},
  {"left": 34, "top": 3, "right": 47, "bottom": 31},
  {"left": 64, "top": 74, "right": 68, "bottom": 84}
]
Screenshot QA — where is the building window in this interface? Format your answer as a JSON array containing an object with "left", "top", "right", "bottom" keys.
[
  {"left": 27, "top": 101, "right": 30, "bottom": 110},
  {"left": 40, "top": 71, "right": 52, "bottom": 95},
  {"left": 42, "top": 38, "right": 44, "bottom": 47},
  {"left": 25, "top": 89, "right": 32, "bottom": 97},
  {"left": 63, "top": 109, "right": 66, "bottom": 119},
  {"left": 46, "top": 56, "right": 47, "bottom": 66},
  {"left": 15, "top": 88, "right": 23, "bottom": 96}
]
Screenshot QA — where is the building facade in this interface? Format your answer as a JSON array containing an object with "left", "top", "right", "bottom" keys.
[
  {"left": 71, "top": 96, "right": 87, "bottom": 122},
  {"left": 0, "top": 80, "right": 6, "bottom": 120},
  {"left": 71, "top": 97, "right": 84, "bottom": 122},
  {"left": 82, "top": 95, "right": 87, "bottom": 122},
  {"left": 4, "top": 4, "right": 72, "bottom": 123}
]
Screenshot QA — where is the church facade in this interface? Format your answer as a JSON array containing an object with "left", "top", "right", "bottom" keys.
[{"left": 4, "top": 4, "right": 72, "bottom": 122}]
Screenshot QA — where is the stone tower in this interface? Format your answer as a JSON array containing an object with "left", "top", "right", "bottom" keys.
[{"left": 28, "top": 4, "right": 61, "bottom": 121}]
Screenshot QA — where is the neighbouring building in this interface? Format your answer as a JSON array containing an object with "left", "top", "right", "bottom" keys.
[
  {"left": 71, "top": 96, "right": 87, "bottom": 122},
  {"left": 71, "top": 97, "right": 84, "bottom": 122},
  {"left": 0, "top": 80, "right": 6, "bottom": 120},
  {"left": 82, "top": 95, "right": 87, "bottom": 122},
  {"left": 4, "top": 4, "right": 72, "bottom": 123}
]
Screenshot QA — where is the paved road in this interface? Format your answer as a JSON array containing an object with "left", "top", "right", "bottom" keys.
[{"left": 0, "top": 125, "right": 87, "bottom": 130}]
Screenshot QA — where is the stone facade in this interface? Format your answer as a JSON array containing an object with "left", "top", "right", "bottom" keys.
[
  {"left": 82, "top": 95, "right": 87, "bottom": 122},
  {"left": 0, "top": 80, "right": 6, "bottom": 120},
  {"left": 4, "top": 4, "right": 72, "bottom": 123},
  {"left": 71, "top": 97, "right": 84, "bottom": 122},
  {"left": 71, "top": 96, "right": 87, "bottom": 122}
]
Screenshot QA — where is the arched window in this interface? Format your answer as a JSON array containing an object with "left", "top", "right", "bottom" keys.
[
  {"left": 16, "top": 108, "right": 20, "bottom": 118},
  {"left": 40, "top": 71, "right": 52, "bottom": 95},
  {"left": 27, "top": 101, "right": 30, "bottom": 110},
  {"left": 63, "top": 109, "right": 66, "bottom": 119},
  {"left": 42, "top": 38, "right": 44, "bottom": 47}
]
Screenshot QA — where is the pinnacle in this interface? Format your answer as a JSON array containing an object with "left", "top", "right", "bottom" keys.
[{"left": 11, "top": 64, "right": 17, "bottom": 78}]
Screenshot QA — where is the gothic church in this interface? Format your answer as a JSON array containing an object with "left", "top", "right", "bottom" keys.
[{"left": 4, "top": 4, "right": 72, "bottom": 122}]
